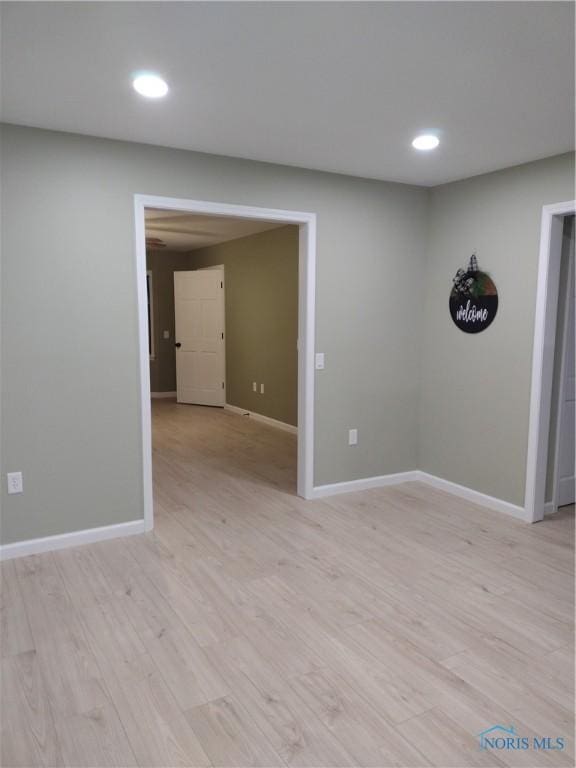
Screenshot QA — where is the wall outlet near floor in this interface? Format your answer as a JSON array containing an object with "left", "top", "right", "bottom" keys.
[
  {"left": 348, "top": 429, "right": 358, "bottom": 446},
  {"left": 252, "top": 382, "right": 257, "bottom": 392},
  {"left": 7, "top": 471, "right": 23, "bottom": 494},
  {"left": 260, "top": 383, "right": 265, "bottom": 394}
]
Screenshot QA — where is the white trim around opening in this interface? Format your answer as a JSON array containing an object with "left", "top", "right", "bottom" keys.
[
  {"left": 134, "top": 194, "right": 317, "bottom": 533},
  {"left": 524, "top": 200, "right": 575, "bottom": 523},
  {"left": 146, "top": 269, "right": 155, "bottom": 360}
]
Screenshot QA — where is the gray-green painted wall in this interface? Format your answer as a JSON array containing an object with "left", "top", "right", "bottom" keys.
[
  {"left": 419, "top": 154, "right": 575, "bottom": 506},
  {"left": 146, "top": 250, "right": 193, "bottom": 393},
  {"left": 189, "top": 226, "right": 299, "bottom": 427},
  {"left": 0, "top": 124, "right": 428, "bottom": 543}
]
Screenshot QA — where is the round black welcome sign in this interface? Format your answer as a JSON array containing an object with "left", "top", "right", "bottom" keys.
[{"left": 449, "top": 255, "right": 498, "bottom": 333}]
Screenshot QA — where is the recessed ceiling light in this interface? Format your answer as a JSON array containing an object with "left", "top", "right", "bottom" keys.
[
  {"left": 412, "top": 134, "right": 440, "bottom": 151},
  {"left": 133, "top": 73, "right": 169, "bottom": 99}
]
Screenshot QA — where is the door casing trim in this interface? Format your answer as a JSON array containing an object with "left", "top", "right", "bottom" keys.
[
  {"left": 134, "top": 194, "right": 317, "bottom": 531},
  {"left": 524, "top": 200, "right": 575, "bottom": 522}
]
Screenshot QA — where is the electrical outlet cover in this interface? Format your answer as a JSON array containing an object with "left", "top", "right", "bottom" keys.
[{"left": 7, "top": 472, "right": 23, "bottom": 494}]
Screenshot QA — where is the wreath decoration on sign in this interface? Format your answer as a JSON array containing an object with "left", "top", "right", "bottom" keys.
[{"left": 449, "top": 254, "right": 498, "bottom": 333}]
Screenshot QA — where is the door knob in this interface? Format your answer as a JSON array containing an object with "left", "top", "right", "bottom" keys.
[{"left": 175, "top": 342, "right": 181, "bottom": 348}]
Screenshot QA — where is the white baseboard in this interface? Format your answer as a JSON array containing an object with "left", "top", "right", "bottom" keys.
[
  {"left": 414, "top": 471, "right": 527, "bottom": 521},
  {"left": 151, "top": 391, "right": 177, "bottom": 399},
  {"left": 311, "top": 471, "right": 421, "bottom": 498},
  {"left": 544, "top": 501, "right": 556, "bottom": 516},
  {"left": 312, "top": 469, "right": 527, "bottom": 521},
  {"left": 224, "top": 404, "right": 297, "bottom": 434},
  {"left": 0, "top": 519, "right": 146, "bottom": 561}
]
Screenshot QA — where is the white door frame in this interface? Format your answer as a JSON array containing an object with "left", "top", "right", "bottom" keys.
[
  {"left": 524, "top": 200, "right": 575, "bottom": 523},
  {"left": 550, "top": 247, "right": 574, "bottom": 512},
  {"left": 134, "top": 194, "right": 317, "bottom": 531}
]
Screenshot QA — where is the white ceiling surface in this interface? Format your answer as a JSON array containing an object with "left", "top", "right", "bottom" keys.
[
  {"left": 145, "top": 209, "right": 285, "bottom": 251},
  {"left": 1, "top": 2, "right": 574, "bottom": 186}
]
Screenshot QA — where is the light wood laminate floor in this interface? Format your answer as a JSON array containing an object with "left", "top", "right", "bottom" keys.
[{"left": 1, "top": 400, "right": 574, "bottom": 767}]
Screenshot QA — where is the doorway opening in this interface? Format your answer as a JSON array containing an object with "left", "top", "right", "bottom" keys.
[
  {"left": 134, "top": 195, "right": 317, "bottom": 532},
  {"left": 525, "top": 202, "right": 575, "bottom": 522}
]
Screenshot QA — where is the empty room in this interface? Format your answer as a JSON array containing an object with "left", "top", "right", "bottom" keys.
[{"left": 0, "top": 2, "right": 574, "bottom": 768}]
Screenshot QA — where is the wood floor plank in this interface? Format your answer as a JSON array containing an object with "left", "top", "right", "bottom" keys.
[
  {"left": 270, "top": 604, "right": 434, "bottom": 724},
  {"left": 140, "top": 620, "right": 229, "bottom": 711},
  {"left": 395, "top": 708, "right": 507, "bottom": 767},
  {"left": 288, "top": 667, "right": 432, "bottom": 767},
  {"left": 54, "top": 704, "right": 139, "bottom": 768},
  {"left": 14, "top": 554, "right": 112, "bottom": 717},
  {"left": 124, "top": 531, "right": 241, "bottom": 647},
  {"left": 205, "top": 634, "right": 358, "bottom": 767},
  {"left": 88, "top": 540, "right": 232, "bottom": 714},
  {"left": 0, "top": 650, "right": 63, "bottom": 767},
  {"left": 185, "top": 695, "right": 285, "bottom": 767},
  {"left": 241, "top": 609, "right": 326, "bottom": 680},
  {"left": 9, "top": 553, "right": 140, "bottom": 766},
  {"left": 445, "top": 655, "right": 574, "bottom": 746},
  {"left": 0, "top": 560, "right": 34, "bottom": 658},
  {"left": 101, "top": 653, "right": 211, "bottom": 768},
  {"left": 13, "top": 554, "right": 84, "bottom": 644},
  {"left": 54, "top": 545, "right": 148, "bottom": 672}
]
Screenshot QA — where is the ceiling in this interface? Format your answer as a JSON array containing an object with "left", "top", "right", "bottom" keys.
[
  {"left": 145, "top": 209, "right": 285, "bottom": 251},
  {"left": 1, "top": 2, "right": 574, "bottom": 186}
]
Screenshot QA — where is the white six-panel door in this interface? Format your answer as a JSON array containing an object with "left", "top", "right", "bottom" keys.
[{"left": 174, "top": 268, "right": 225, "bottom": 406}]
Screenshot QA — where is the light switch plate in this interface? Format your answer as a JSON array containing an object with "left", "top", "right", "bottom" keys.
[
  {"left": 163, "top": 330, "right": 170, "bottom": 339},
  {"left": 348, "top": 429, "right": 358, "bottom": 446},
  {"left": 315, "top": 352, "right": 325, "bottom": 370}
]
